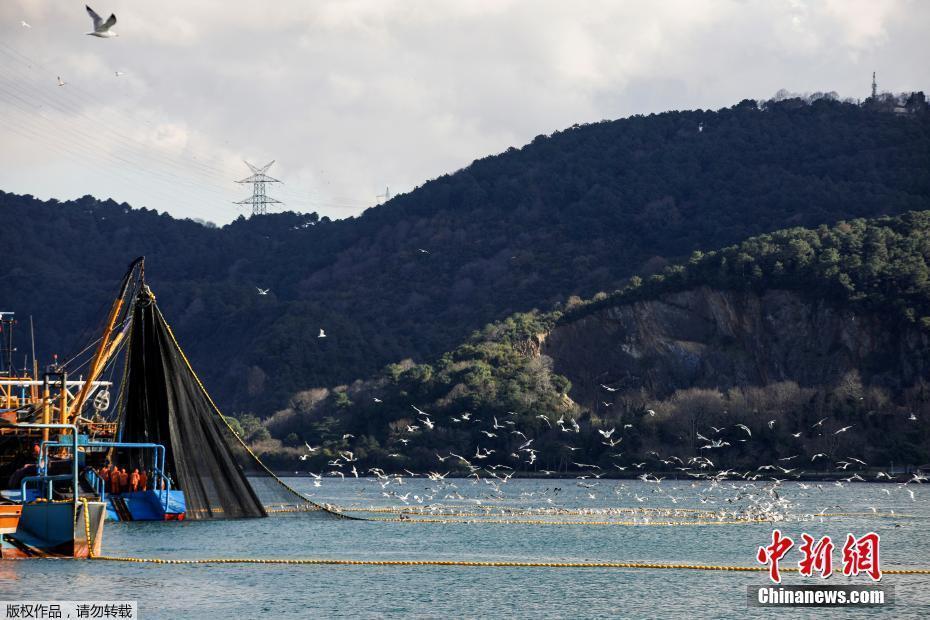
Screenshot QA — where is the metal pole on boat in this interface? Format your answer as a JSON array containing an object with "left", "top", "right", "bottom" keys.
[
  {"left": 59, "top": 372, "right": 68, "bottom": 429},
  {"left": 42, "top": 377, "right": 50, "bottom": 445}
]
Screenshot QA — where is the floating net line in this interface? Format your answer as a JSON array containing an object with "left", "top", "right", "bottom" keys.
[{"left": 114, "top": 286, "right": 351, "bottom": 520}]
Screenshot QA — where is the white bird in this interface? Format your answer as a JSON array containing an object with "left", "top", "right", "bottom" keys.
[
  {"left": 598, "top": 427, "right": 615, "bottom": 439},
  {"left": 812, "top": 417, "right": 827, "bottom": 428},
  {"left": 600, "top": 384, "right": 618, "bottom": 392},
  {"left": 834, "top": 426, "right": 852, "bottom": 434},
  {"left": 908, "top": 412, "right": 918, "bottom": 421},
  {"left": 318, "top": 328, "right": 326, "bottom": 338},
  {"left": 256, "top": 287, "right": 270, "bottom": 295},
  {"left": 373, "top": 397, "right": 382, "bottom": 403},
  {"left": 417, "top": 248, "right": 430, "bottom": 254},
  {"left": 57, "top": 76, "right": 67, "bottom": 87},
  {"left": 735, "top": 424, "right": 752, "bottom": 437},
  {"left": 21, "top": 20, "right": 32, "bottom": 29},
  {"left": 85, "top": 5, "right": 118, "bottom": 38},
  {"left": 114, "top": 71, "right": 126, "bottom": 77},
  {"left": 304, "top": 442, "right": 319, "bottom": 452},
  {"left": 646, "top": 409, "right": 656, "bottom": 417},
  {"left": 420, "top": 416, "right": 435, "bottom": 430}
]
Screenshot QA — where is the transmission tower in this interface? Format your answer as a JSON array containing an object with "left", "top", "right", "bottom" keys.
[
  {"left": 235, "top": 160, "right": 283, "bottom": 216},
  {"left": 871, "top": 72, "right": 877, "bottom": 99},
  {"left": 376, "top": 186, "right": 391, "bottom": 204}
]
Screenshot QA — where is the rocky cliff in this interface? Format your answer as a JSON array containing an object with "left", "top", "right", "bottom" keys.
[{"left": 544, "top": 287, "right": 930, "bottom": 410}]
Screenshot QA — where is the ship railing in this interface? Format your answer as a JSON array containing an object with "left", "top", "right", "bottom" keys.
[
  {"left": 19, "top": 474, "right": 73, "bottom": 504},
  {"left": 8, "top": 423, "right": 80, "bottom": 518},
  {"left": 39, "top": 440, "right": 170, "bottom": 510}
]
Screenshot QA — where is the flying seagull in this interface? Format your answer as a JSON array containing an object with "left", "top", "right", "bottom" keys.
[
  {"left": 318, "top": 328, "right": 326, "bottom": 338},
  {"left": 85, "top": 5, "right": 118, "bottom": 38},
  {"left": 256, "top": 287, "right": 270, "bottom": 295},
  {"left": 57, "top": 76, "right": 67, "bottom": 87},
  {"left": 114, "top": 71, "right": 126, "bottom": 77},
  {"left": 21, "top": 20, "right": 32, "bottom": 29}
]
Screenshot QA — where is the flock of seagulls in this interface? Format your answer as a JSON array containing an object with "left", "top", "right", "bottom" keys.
[{"left": 292, "top": 381, "right": 925, "bottom": 521}]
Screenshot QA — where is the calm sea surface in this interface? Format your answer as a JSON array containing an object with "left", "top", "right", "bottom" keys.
[{"left": 2, "top": 478, "right": 929, "bottom": 619}]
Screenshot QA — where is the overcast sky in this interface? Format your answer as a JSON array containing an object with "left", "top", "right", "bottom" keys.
[{"left": 0, "top": 0, "right": 927, "bottom": 224}]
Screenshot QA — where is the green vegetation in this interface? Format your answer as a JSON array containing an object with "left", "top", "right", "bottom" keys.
[
  {"left": 254, "top": 212, "right": 930, "bottom": 472},
  {"left": 565, "top": 210, "right": 930, "bottom": 330},
  {"left": 1, "top": 95, "right": 928, "bottom": 418}
]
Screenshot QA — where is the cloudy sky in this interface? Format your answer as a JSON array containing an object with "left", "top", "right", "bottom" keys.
[{"left": 0, "top": 1, "right": 927, "bottom": 224}]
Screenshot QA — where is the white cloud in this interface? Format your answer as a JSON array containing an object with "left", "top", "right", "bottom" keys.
[{"left": 0, "top": 0, "right": 925, "bottom": 223}]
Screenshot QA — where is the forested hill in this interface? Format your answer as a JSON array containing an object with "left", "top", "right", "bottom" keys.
[
  {"left": 252, "top": 211, "right": 930, "bottom": 472},
  {"left": 1, "top": 95, "right": 928, "bottom": 413}
]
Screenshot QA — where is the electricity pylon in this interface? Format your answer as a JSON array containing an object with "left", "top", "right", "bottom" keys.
[{"left": 235, "top": 160, "right": 283, "bottom": 216}]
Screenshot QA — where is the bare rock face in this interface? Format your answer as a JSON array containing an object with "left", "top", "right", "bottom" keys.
[{"left": 544, "top": 287, "right": 929, "bottom": 408}]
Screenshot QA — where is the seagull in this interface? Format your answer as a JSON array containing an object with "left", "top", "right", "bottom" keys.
[
  {"left": 373, "top": 397, "right": 382, "bottom": 403},
  {"left": 834, "top": 426, "right": 853, "bottom": 434},
  {"left": 812, "top": 417, "right": 827, "bottom": 428},
  {"left": 600, "top": 384, "right": 618, "bottom": 392},
  {"left": 318, "top": 328, "right": 326, "bottom": 338},
  {"left": 735, "top": 424, "right": 752, "bottom": 437},
  {"left": 114, "top": 71, "right": 126, "bottom": 77},
  {"left": 21, "top": 20, "right": 32, "bottom": 28},
  {"left": 646, "top": 409, "right": 656, "bottom": 417},
  {"left": 908, "top": 412, "right": 918, "bottom": 421},
  {"left": 417, "top": 248, "right": 430, "bottom": 254},
  {"left": 57, "top": 76, "right": 67, "bottom": 87},
  {"left": 256, "top": 287, "right": 270, "bottom": 295},
  {"left": 85, "top": 5, "right": 118, "bottom": 38}
]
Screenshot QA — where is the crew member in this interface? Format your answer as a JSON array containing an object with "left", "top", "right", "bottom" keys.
[{"left": 118, "top": 468, "right": 129, "bottom": 494}]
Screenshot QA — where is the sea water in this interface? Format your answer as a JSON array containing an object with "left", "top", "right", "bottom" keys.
[{"left": 2, "top": 479, "right": 929, "bottom": 619}]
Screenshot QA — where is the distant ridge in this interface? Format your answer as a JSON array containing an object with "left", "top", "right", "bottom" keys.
[{"left": 1, "top": 94, "right": 928, "bottom": 412}]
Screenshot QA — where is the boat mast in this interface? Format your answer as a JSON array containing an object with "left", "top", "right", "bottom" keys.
[{"left": 67, "top": 257, "right": 144, "bottom": 424}]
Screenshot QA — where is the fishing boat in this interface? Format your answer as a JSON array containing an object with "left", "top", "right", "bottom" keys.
[{"left": 2, "top": 258, "right": 336, "bottom": 558}]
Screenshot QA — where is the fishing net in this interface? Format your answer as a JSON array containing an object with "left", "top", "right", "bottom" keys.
[{"left": 114, "top": 285, "right": 332, "bottom": 520}]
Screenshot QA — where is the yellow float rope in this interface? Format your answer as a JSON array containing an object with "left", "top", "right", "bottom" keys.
[
  {"left": 81, "top": 498, "right": 95, "bottom": 560},
  {"left": 83, "top": 555, "right": 930, "bottom": 574},
  {"left": 365, "top": 516, "right": 771, "bottom": 526}
]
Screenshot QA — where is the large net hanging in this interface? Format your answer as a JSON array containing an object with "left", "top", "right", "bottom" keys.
[{"left": 115, "top": 286, "right": 339, "bottom": 520}]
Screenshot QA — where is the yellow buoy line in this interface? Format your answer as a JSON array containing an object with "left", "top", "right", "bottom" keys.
[
  {"left": 368, "top": 516, "right": 771, "bottom": 526},
  {"left": 78, "top": 499, "right": 930, "bottom": 572},
  {"left": 80, "top": 555, "right": 930, "bottom": 574}
]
